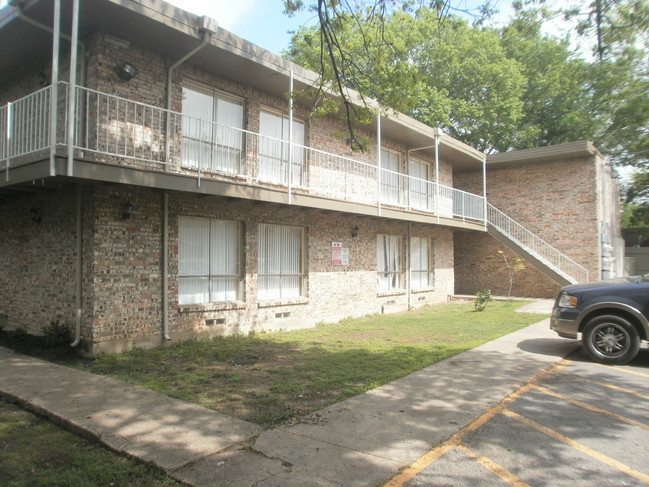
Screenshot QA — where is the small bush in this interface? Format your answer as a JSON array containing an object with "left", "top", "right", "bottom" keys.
[
  {"left": 42, "top": 320, "right": 73, "bottom": 347},
  {"left": 474, "top": 289, "right": 493, "bottom": 312}
]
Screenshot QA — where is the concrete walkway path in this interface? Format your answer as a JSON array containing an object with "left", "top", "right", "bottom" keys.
[{"left": 0, "top": 300, "right": 579, "bottom": 486}]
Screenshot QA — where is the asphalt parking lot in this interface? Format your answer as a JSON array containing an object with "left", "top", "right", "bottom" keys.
[{"left": 388, "top": 348, "right": 649, "bottom": 487}]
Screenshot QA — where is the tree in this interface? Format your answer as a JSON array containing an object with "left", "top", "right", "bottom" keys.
[
  {"left": 287, "top": 8, "right": 526, "bottom": 152},
  {"left": 282, "top": 1, "right": 498, "bottom": 150}
]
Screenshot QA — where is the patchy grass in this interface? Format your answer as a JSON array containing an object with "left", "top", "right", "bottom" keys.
[
  {"left": 0, "top": 400, "right": 183, "bottom": 487},
  {"left": 75, "top": 301, "right": 547, "bottom": 427}
]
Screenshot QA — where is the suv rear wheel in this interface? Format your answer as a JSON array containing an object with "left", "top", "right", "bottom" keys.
[{"left": 582, "top": 315, "right": 641, "bottom": 365}]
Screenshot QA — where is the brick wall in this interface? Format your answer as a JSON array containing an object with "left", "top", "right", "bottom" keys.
[
  {"left": 0, "top": 185, "right": 79, "bottom": 334},
  {"left": 0, "top": 183, "right": 455, "bottom": 355},
  {"left": 454, "top": 155, "right": 601, "bottom": 298}
]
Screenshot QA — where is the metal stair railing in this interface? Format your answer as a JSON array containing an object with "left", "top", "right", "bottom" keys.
[{"left": 487, "top": 203, "right": 589, "bottom": 283}]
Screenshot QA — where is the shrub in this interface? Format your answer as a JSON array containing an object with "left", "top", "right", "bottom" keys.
[
  {"left": 474, "top": 289, "right": 493, "bottom": 312},
  {"left": 42, "top": 320, "right": 73, "bottom": 347}
]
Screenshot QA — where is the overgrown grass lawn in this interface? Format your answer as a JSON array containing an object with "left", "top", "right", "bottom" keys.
[{"left": 80, "top": 301, "right": 547, "bottom": 427}]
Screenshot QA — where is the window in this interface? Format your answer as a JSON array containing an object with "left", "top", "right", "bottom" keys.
[
  {"left": 411, "top": 237, "right": 433, "bottom": 289},
  {"left": 380, "top": 148, "right": 403, "bottom": 205},
  {"left": 377, "top": 234, "right": 403, "bottom": 291},
  {"left": 178, "top": 216, "right": 242, "bottom": 305},
  {"left": 409, "top": 158, "right": 432, "bottom": 211},
  {"left": 259, "top": 109, "right": 305, "bottom": 185},
  {"left": 181, "top": 85, "right": 244, "bottom": 173},
  {"left": 258, "top": 224, "right": 304, "bottom": 300}
]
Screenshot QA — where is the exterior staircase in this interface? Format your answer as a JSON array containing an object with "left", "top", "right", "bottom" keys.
[{"left": 486, "top": 204, "right": 589, "bottom": 286}]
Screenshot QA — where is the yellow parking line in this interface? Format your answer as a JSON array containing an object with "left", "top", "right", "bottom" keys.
[
  {"left": 562, "top": 375, "right": 649, "bottom": 401},
  {"left": 597, "top": 363, "right": 649, "bottom": 379},
  {"left": 383, "top": 360, "right": 571, "bottom": 487},
  {"left": 534, "top": 385, "right": 649, "bottom": 430},
  {"left": 456, "top": 444, "right": 532, "bottom": 487},
  {"left": 503, "top": 409, "right": 649, "bottom": 484}
]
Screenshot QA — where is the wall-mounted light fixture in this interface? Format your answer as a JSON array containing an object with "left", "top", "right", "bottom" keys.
[
  {"left": 117, "top": 62, "right": 137, "bottom": 81},
  {"left": 351, "top": 225, "right": 359, "bottom": 238},
  {"left": 122, "top": 201, "right": 133, "bottom": 220}
]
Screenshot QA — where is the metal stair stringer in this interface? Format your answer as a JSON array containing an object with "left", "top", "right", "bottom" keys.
[
  {"left": 486, "top": 204, "right": 589, "bottom": 286},
  {"left": 487, "top": 225, "right": 575, "bottom": 286}
]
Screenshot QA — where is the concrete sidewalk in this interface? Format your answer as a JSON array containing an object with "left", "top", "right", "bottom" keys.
[{"left": 0, "top": 301, "right": 579, "bottom": 486}]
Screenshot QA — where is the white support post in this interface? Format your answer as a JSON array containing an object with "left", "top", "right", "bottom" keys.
[
  {"left": 49, "top": 0, "right": 61, "bottom": 176},
  {"left": 66, "top": 0, "right": 80, "bottom": 175},
  {"left": 434, "top": 134, "right": 440, "bottom": 224},
  {"left": 288, "top": 71, "right": 294, "bottom": 205},
  {"left": 377, "top": 114, "right": 382, "bottom": 215},
  {"left": 482, "top": 157, "right": 487, "bottom": 228}
]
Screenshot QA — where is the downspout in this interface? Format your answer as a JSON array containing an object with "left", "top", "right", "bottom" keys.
[
  {"left": 165, "top": 17, "right": 216, "bottom": 168},
  {"left": 162, "top": 193, "right": 170, "bottom": 341},
  {"left": 70, "top": 184, "right": 82, "bottom": 347},
  {"left": 162, "top": 18, "right": 215, "bottom": 341},
  {"left": 407, "top": 222, "right": 412, "bottom": 310}
]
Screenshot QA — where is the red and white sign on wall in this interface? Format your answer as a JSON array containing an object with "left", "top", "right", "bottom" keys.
[{"left": 331, "top": 241, "right": 349, "bottom": 265}]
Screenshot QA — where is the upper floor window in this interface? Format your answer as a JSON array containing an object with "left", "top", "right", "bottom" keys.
[
  {"left": 380, "top": 148, "right": 404, "bottom": 205},
  {"left": 259, "top": 109, "right": 305, "bottom": 186},
  {"left": 258, "top": 223, "right": 305, "bottom": 300},
  {"left": 409, "top": 157, "right": 432, "bottom": 211},
  {"left": 181, "top": 85, "right": 244, "bottom": 174},
  {"left": 178, "top": 216, "right": 242, "bottom": 305},
  {"left": 377, "top": 234, "right": 404, "bottom": 291}
]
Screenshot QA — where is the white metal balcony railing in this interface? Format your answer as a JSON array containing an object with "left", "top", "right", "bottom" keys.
[
  {"left": 1, "top": 83, "right": 587, "bottom": 283},
  {"left": 0, "top": 82, "right": 486, "bottom": 223}
]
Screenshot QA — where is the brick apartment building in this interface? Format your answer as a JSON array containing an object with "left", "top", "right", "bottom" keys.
[{"left": 0, "top": 0, "right": 622, "bottom": 356}]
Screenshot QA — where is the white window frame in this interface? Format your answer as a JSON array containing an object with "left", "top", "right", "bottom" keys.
[
  {"left": 258, "top": 108, "right": 306, "bottom": 185},
  {"left": 380, "top": 148, "right": 404, "bottom": 205},
  {"left": 411, "top": 237, "right": 434, "bottom": 289},
  {"left": 178, "top": 216, "right": 243, "bottom": 305},
  {"left": 377, "top": 234, "right": 404, "bottom": 291},
  {"left": 181, "top": 84, "right": 245, "bottom": 174},
  {"left": 409, "top": 157, "right": 433, "bottom": 211},
  {"left": 258, "top": 223, "right": 305, "bottom": 300}
]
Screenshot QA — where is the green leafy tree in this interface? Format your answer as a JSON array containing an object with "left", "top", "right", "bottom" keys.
[{"left": 287, "top": 8, "right": 526, "bottom": 152}]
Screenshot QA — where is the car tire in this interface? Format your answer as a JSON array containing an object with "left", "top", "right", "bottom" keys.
[{"left": 582, "top": 315, "right": 641, "bottom": 365}]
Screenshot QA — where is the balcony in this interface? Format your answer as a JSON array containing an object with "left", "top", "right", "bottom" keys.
[{"left": 0, "top": 83, "right": 486, "bottom": 227}]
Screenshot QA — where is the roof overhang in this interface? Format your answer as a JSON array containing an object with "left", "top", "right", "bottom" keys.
[{"left": 486, "top": 141, "right": 601, "bottom": 168}]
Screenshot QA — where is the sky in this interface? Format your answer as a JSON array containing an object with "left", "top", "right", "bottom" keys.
[
  {"left": 165, "top": 0, "right": 319, "bottom": 55},
  {"left": 164, "top": 0, "right": 519, "bottom": 55}
]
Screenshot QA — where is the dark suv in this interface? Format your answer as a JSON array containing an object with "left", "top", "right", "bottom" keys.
[{"left": 551, "top": 273, "right": 649, "bottom": 365}]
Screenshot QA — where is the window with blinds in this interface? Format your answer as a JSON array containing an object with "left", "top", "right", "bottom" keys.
[
  {"left": 178, "top": 216, "right": 242, "bottom": 305},
  {"left": 380, "top": 148, "right": 403, "bottom": 205},
  {"left": 258, "top": 223, "right": 304, "bottom": 300},
  {"left": 377, "top": 234, "right": 404, "bottom": 291},
  {"left": 411, "top": 237, "right": 433, "bottom": 289},
  {"left": 181, "top": 85, "right": 244, "bottom": 174},
  {"left": 258, "top": 109, "right": 305, "bottom": 185}
]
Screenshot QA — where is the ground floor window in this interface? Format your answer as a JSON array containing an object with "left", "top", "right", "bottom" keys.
[
  {"left": 258, "top": 223, "right": 305, "bottom": 299},
  {"left": 377, "top": 234, "right": 404, "bottom": 291},
  {"left": 411, "top": 237, "right": 433, "bottom": 289},
  {"left": 178, "top": 216, "right": 242, "bottom": 305}
]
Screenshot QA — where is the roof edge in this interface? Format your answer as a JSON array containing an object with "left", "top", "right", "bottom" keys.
[{"left": 487, "top": 141, "right": 601, "bottom": 166}]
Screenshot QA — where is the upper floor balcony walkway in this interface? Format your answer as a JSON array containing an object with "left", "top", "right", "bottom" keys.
[
  {"left": 0, "top": 83, "right": 589, "bottom": 284},
  {"left": 0, "top": 82, "right": 485, "bottom": 229}
]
